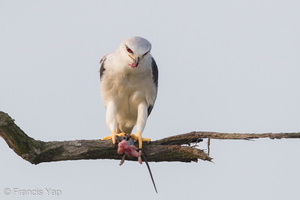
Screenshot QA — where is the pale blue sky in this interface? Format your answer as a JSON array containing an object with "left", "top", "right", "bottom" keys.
[{"left": 1, "top": 1, "right": 300, "bottom": 199}]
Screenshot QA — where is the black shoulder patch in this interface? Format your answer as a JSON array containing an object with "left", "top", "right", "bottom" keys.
[
  {"left": 147, "top": 57, "right": 159, "bottom": 117},
  {"left": 151, "top": 57, "right": 158, "bottom": 88},
  {"left": 99, "top": 57, "right": 106, "bottom": 80}
]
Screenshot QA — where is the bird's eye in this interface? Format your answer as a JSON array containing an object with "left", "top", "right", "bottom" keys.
[{"left": 126, "top": 46, "right": 133, "bottom": 54}]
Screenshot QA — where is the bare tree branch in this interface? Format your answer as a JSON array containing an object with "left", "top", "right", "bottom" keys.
[
  {"left": 1, "top": 111, "right": 299, "bottom": 165},
  {"left": 0, "top": 111, "right": 211, "bottom": 164},
  {"left": 155, "top": 131, "right": 300, "bottom": 142}
]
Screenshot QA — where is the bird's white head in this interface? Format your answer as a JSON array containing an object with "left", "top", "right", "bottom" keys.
[{"left": 119, "top": 36, "right": 152, "bottom": 68}]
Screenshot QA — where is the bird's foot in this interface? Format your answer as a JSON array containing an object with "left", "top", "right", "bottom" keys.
[
  {"left": 130, "top": 131, "right": 150, "bottom": 149},
  {"left": 102, "top": 131, "right": 126, "bottom": 144}
]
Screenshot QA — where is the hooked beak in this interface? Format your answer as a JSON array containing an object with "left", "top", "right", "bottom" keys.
[{"left": 128, "top": 56, "right": 140, "bottom": 68}]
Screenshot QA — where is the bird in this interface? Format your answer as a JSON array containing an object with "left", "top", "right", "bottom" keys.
[{"left": 99, "top": 36, "right": 158, "bottom": 149}]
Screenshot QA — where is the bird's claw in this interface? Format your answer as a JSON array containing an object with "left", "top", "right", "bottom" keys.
[
  {"left": 102, "top": 131, "right": 126, "bottom": 144},
  {"left": 130, "top": 132, "right": 151, "bottom": 149}
]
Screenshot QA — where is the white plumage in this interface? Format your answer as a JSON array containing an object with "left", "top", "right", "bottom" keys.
[{"left": 100, "top": 36, "right": 158, "bottom": 148}]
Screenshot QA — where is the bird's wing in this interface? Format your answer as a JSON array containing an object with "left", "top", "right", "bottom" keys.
[
  {"left": 147, "top": 57, "right": 159, "bottom": 116},
  {"left": 151, "top": 57, "right": 158, "bottom": 88},
  {"left": 99, "top": 55, "right": 107, "bottom": 80}
]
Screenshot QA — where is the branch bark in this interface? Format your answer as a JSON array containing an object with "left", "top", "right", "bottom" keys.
[
  {"left": 1, "top": 111, "right": 299, "bottom": 165},
  {"left": 0, "top": 111, "right": 211, "bottom": 164}
]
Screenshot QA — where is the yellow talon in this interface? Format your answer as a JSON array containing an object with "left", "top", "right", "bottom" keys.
[
  {"left": 130, "top": 131, "right": 151, "bottom": 149},
  {"left": 102, "top": 131, "right": 126, "bottom": 144}
]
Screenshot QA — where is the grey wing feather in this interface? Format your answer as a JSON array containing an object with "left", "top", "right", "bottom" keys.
[
  {"left": 151, "top": 57, "right": 158, "bottom": 88},
  {"left": 147, "top": 57, "right": 159, "bottom": 116},
  {"left": 99, "top": 56, "right": 107, "bottom": 80}
]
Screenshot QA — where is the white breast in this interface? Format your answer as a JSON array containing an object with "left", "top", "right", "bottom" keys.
[{"left": 100, "top": 54, "right": 156, "bottom": 130}]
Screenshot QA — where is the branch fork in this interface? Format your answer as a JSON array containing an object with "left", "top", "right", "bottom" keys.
[{"left": 1, "top": 111, "right": 299, "bottom": 164}]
